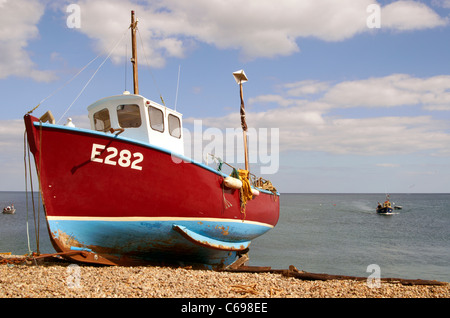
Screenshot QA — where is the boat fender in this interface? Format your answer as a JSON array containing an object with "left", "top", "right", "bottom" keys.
[
  {"left": 251, "top": 188, "right": 260, "bottom": 196},
  {"left": 224, "top": 176, "right": 242, "bottom": 189}
]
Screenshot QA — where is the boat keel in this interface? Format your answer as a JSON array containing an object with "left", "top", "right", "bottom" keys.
[{"left": 172, "top": 224, "right": 251, "bottom": 251}]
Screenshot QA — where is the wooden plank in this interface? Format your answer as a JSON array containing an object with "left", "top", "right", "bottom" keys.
[{"left": 223, "top": 264, "right": 447, "bottom": 286}]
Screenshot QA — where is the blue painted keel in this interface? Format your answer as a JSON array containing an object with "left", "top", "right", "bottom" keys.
[{"left": 47, "top": 217, "right": 273, "bottom": 267}]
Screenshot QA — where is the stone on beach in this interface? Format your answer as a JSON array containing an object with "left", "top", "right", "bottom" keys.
[{"left": 0, "top": 256, "right": 448, "bottom": 298}]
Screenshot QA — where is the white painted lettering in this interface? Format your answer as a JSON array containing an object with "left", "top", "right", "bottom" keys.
[
  {"left": 90, "top": 144, "right": 144, "bottom": 170},
  {"left": 131, "top": 152, "right": 144, "bottom": 170},
  {"left": 104, "top": 147, "right": 118, "bottom": 166},
  {"left": 91, "top": 143, "right": 105, "bottom": 163}
]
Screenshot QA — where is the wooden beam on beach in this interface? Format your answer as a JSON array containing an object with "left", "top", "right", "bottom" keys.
[
  {"left": 282, "top": 268, "right": 447, "bottom": 286},
  {"left": 223, "top": 264, "right": 447, "bottom": 286}
]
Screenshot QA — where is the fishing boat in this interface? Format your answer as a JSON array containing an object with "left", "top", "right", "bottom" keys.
[
  {"left": 2, "top": 205, "right": 15, "bottom": 214},
  {"left": 376, "top": 195, "right": 393, "bottom": 214},
  {"left": 23, "top": 11, "right": 279, "bottom": 268}
]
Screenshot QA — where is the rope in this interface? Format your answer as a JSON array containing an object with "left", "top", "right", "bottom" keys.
[
  {"left": 222, "top": 180, "right": 232, "bottom": 212},
  {"left": 237, "top": 169, "right": 253, "bottom": 219},
  {"left": 36, "top": 122, "right": 43, "bottom": 255},
  {"left": 217, "top": 157, "right": 223, "bottom": 171},
  {"left": 23, "top": 129, "right": 41, "bottom": 255},
  {"left": 27, "top": 139, "right": 38, "bottom": 251},
  {"left": 208, "top": 153, "right": 234, "bottom": 172},
  {"left": 57, "top": 26, "right": 130, "bottom": 124},
  {"left": 207, "top": 154, "right": 232, "bottom": 211},
  {"left": 23, "top": 132, "right": 32, "bottom": 256}
]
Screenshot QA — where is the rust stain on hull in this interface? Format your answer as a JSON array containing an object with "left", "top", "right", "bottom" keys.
[{"left": 48, "top": 227, "right": 240, "bottom": 268}]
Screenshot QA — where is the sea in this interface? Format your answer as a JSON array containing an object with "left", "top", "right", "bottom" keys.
[{"left": 1, "top": 192, "right": 449, "bottom": 283}]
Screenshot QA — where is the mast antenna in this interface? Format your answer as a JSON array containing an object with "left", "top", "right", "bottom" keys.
[{"left": 175, "top": 65, "right": 181, "bottom": 111}]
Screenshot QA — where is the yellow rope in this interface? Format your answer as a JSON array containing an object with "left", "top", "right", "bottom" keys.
[{"left": 237, "top": 169, "right": 253, "bottom": 218}]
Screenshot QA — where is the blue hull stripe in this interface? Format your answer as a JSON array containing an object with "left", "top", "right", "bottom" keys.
[{"left": 47, "top": 217, "right": 271, "bottom": 265}]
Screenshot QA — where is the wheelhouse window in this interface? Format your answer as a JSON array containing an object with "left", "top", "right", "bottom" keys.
[
  {"left": 149, "top": 106, "right": 164, "bottom": 132},
  {"left": 168, "top": 114, "right": 181, "bottom": 138},
  {"left": 117, "top": 104, "right": 141, "bottom": 128},
  {"left": 93, "top": 108, "right": 111, "bottom": 132}
]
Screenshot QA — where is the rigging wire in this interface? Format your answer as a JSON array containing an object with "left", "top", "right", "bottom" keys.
[
  {"left": 123, "top": 28, "right": 130, "bottom": 93},
  {"left": 27, "top": 52, "right": 103, "bottom": 115},
  {"left": 124, "top": 43, "right": 128, "bottom": 92},
  {"left": 57, "top": 26, "right": 130, "bottom": 124}
]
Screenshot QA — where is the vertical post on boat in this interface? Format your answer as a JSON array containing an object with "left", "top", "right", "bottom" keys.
[
  {"left": 233, "top": 70, "right": 249, "bottom": 172},
  {"left": 131, "top": 10, "right": 139, "bottom": 95}
]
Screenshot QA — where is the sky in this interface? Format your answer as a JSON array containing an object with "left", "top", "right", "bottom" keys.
[{"left": 1, "top": 0, "right": 450, "bottom": 193}]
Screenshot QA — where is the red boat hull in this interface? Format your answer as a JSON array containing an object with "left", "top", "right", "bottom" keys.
[{"left": 24, "top": 115, "right": 279, "bottom": 267}]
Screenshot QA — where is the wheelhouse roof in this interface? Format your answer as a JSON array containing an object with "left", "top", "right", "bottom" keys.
[{"left": 87, "top": 93, "right": 183, "bottom": 118}]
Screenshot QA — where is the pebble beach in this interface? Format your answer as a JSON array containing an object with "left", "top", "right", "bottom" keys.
[{"left": 0, "top": 256, "right": 448, "bottom": 298}]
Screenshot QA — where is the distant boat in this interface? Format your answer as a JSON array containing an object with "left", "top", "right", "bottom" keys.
[
  {"left": 2, "top": 205, "right": 15, "bottom": 214},
  {"left": 376, "top": 195, "right": 393, "bottom": 214}
]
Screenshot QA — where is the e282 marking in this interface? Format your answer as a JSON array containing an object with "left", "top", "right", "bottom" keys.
[{"left": 90, "top": 143, "right": 143, "bottom": 171}]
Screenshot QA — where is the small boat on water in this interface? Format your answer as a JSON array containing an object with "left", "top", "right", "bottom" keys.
[
  {"left": 376, "top": 195, "right": 393, "bottom": 214},
  {"left": 2, "top": 205, "right": 15, "bottom": 214},
  {"left": 23, "top": 11, "right": 279, "bottom": 268}
]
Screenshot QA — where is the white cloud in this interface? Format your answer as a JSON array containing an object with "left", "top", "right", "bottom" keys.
[
  {"left": 0, "top": 115, "right": 89, "bottom": 191},
  {"left": 249, "top": 95, "right": 302, "bottom": 108},
  {"left": 0, "top": 119, "right": 24, "bottom": 149},
  {"left": 64, "top": 0, "right": 448, "bottom": 67},
  {"left": 324, "top": 75, "right": 418, "bottom": 108},
  {"left": 282, "top": 80, "right": 331, "bottom": 97},
  {"left": 252, "top": 74, "right": 450, "bottom": 111},
  {"left": 382, "top": 1, "right": 448, "bottom": 30},
  {"left": 0, "top": 119, "right": 29, "bottom": 190},
  {"left": 0, "top": 0, "right": 446, "bottom": 81},
  {"left": 190, "top": 74, "right": 450, "bottom": 157},
  {"left": 322, "top": 74, "right": 450, "bottom": 109},
  {"left": 59, "top": 0, "right": 192, "bottom": 68},
  {"left": 0, "top": 0, "right": 56, "bottom": 81},
  {"left": 433, "top": 0, "right": 450, "bottom": 9}
]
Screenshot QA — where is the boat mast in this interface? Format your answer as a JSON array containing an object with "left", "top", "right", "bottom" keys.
[
  {"left": 240, "top": 83, "right": 249, "bottom": 172},
  {"left": 233, "top": 70, "right": 249, "bottom": 172},
  {"left": 131, "top": 10, "right": 139, "bottom": 95}
]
